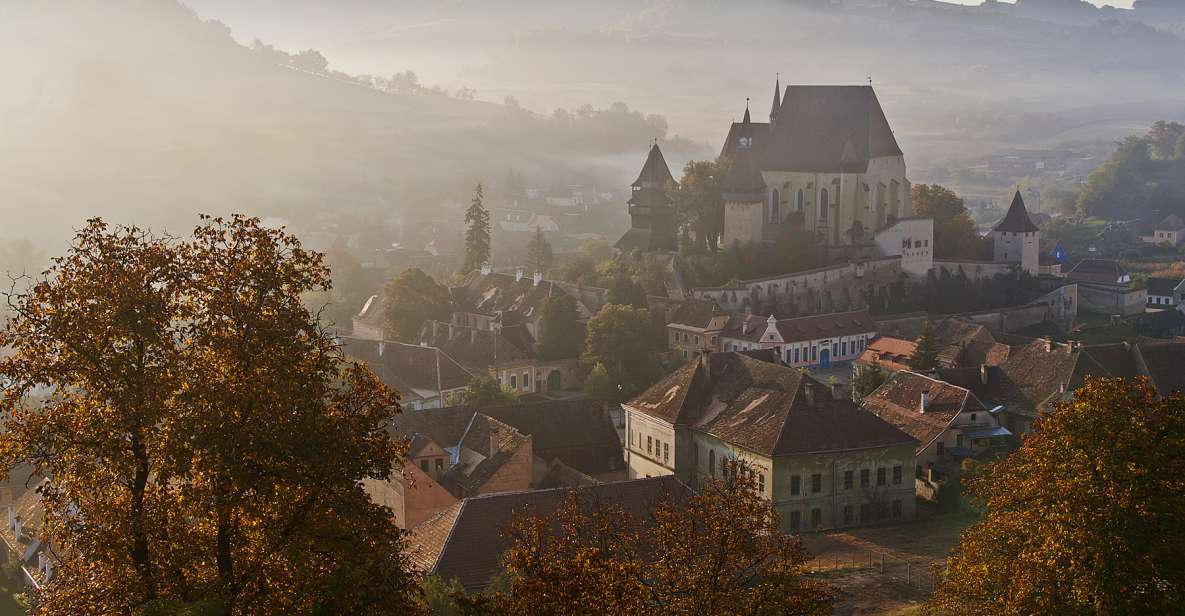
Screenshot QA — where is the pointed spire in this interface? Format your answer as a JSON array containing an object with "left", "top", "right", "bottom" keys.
[
  {"left": 770, "top": 73, "right": 782, "bottom": 121},
  {"left": 743, "top": 98, "right": 751, "bottom": 124},
  {"left": 993, "top": 190, "right": 1040, "bottom": 234}
]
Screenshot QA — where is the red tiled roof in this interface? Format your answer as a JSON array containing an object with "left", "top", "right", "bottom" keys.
[
  {"left": 861, "top": 372, "right": 986, "bottom": 453},
  {"left": 858, "top": 336, "right": 917, "bottom": 372},
  {"left": 627, "top": 353, "right": 916, "bottom": 456}
]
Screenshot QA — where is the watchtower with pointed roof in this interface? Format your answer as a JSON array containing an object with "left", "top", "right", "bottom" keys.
[
  {"left": 992, "top": 190, "right": 1040, "bottom": 275},
  {"left": 616, "top": 143, "right": 678, "bottom": 252}
]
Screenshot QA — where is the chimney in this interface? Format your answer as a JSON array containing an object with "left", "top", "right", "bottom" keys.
[
  {"left": 533, "top": 271, "right": 543, "bottom": 287},
  {"left": 378, "top": 341, "right": 385, "bottom": 357},
  {"left": 516, "top": 268, "right": 524, "bottom": 282},
  {"left": 920, "top": 390, "right": 930, "bottom": 413},
  {"left": 699, "top": 351, "right": 712, "bottom": 380},
  {"left": 1043, "top": 336, "right": 1053, "bottom": 353},
  {"left": 470, "top": 328, "right": 477, "bottom": 345},
  {"left": 14, "top": 517, "right": 21, "bottom": 541},
  {"left": 803, "top": 381, "right": 815, "bottom": 406},
  {"left": 980, "top": 364, "right": 989, "bottom": 386},
  {"left": 481, "top": 262, "right": 492, "bottom": 276},
  {"left": 741, "top": 318, "right": 750, "bottom": 336}
]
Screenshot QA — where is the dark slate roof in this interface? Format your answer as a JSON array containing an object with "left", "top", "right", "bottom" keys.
[
  {"left": 1137, "top": 341, "right": 1185, "bottom": 396},
  {"left": 765, "top": 86, "right": 902, "bottom": 173},
  {"left": 667, "top": 298, "right": 728, "bottom": 330},
  {"left": 862, "top": 372, "right": 987, "bottom": 453},
  {"left": 417, "top": 321, "right": 536, "bottom": 371},
  {"left": 978, "top": 339, "right": 1111, "bottom": 418},
  {"left": 627, "top": 353, "right": 917, "bottom": 456},
  {"left": 993, "top": 191, "right": 1040, "bottom": 234},
  {"left": 340, "top": 337, "right": 474, "bottom": 399},
  {"left": 1067, "top": 259, "right": 1129, "bottom": 283},
  {"left": 393, "top": 399, "right": 624, "bottom": 476},
  {"left": 615, "top": 227, "right": 652, "bottom": 252},
  {"left": 1158, "top": 215, "right": 1185, "bottom": 231},
  {"left": 1147, "top": 278, "right": 1182, "bottom": 297},
  {"left": 721, "top": 138, "right": 767, "bottom": 196},
  {"left": 724, "top": 310, "right": 877, "bottom": 344},
  {"left": 1081, "top": 343, "right": 1140, "bottom": 380},
  {"left": 770, "top": 77, "right": 782, "bottom": 118},
  {"left": 454, "top": 271, "right": 568, "bottom": 322},
  {"left": 410, "top": 476, "right": 690, "bottom": 591},
  {"left": 632, "top": 143, "right": 676, "bottom": 189}
]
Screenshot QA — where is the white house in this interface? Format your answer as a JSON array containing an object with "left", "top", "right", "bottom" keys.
[{"left": 718, "top": 309, "right": 877, "bottom": 369}]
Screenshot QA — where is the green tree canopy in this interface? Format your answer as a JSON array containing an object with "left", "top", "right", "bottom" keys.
[
  {"left": 852, "top": 362, "right": 888, "bottom": 399},
  {"left": 582, "top": 362, "right": 615, "bottom": 400},
  {"left": 912, "top": 184, "right": 991, "bottom": 260},
  {"left": 931, "top": 377, "right": 1185, "bottom": 615},
  {"left": 910, "top": 320, "right": 941, "bottom": 371},
  {"left": 462, "top": 376, "right": 518, "bottom": 407},
  {"left": 464, "top": 183, "right": 492, "bottom": 272},
  {"left": 526, "top": 227, "right": 555, "bottom": 275},
  {"left": 537, "top": 295, "right": 583, "bottom": 361},
  {"left": 382, "top": 267, "right": 454, "bottom": 342},
  {"left": 581, "top": 304, "right": 661, "bottom": 401},
  {"left": 0, "top": 217, "right": 418, "bottom": 615},
  {"left": 671, "top": 159, "right": 726, "bottom": 253}
]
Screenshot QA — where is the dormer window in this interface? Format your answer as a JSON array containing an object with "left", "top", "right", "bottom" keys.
[{"left": 738, "top": 136, "right": 753, "bottom": 148}]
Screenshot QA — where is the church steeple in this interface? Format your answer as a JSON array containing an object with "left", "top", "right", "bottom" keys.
[
  {"left": 770, "top": 74, "right": 781, "bottom": 122},
  {"left": 743, "top": 98, "right": 751, "bottom": 124}
]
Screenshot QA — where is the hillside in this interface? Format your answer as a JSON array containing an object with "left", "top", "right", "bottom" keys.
[{"left": 0, "top": 0, "right": 708, "bottom": 250}]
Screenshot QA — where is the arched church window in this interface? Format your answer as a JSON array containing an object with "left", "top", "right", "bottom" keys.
[
  {"left": 770, "top": 189, "right": 781, "bottom": 224},
  {"left": 795, "top": 189, "right": 804, "bottom": 212},
  {"left": 819, "top": 189, "right": 829, "bottom": 221}
]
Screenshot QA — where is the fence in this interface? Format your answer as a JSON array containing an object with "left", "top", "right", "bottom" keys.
[{"left": 807, "top": 549, "right": 945, "bottom": 594}]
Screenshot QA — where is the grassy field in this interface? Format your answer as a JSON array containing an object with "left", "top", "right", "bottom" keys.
[{"left": 801, "top": 510, "right": 976, "bottom": 616}]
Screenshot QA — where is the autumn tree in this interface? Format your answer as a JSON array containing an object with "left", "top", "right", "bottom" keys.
[
  {"left": 536, "top": 295, "right": 582, "bottom": 361},
  {"left": 581, "top": 304, "right": 661, "bottom": 401},
  {"left": 910, "top": 320, "right": 941, "bottom": 371},
  {"left": 852, "top": 362, "right": 888, "bottom": 399},
  {"left": 382, "top": 267, "right": 455, "bottom": 342},
  {"left": 582, "top": 362, "right": 615, "bottom": 400},
  {"left": 525, "top": 227, "right": 554, "bottom": 274},
  {"left": 464, "top": 184, "right": 492, "bottom": 272},
  {"left": 0, "top": 217, "right": 419, "bottom": 616},
  {"left": 912, "top": 184, "right": 990, "bottom": 260},
  {"left": 931, "top": 377, "right": 1185, "bottom": 615},
  {"left": 478, "top": 465, "right": 833, "bottom": 615}
]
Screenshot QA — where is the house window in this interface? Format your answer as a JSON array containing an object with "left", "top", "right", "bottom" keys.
[
  {"left": 841, "top": 340, "right": 847, "bottom": 356},
  {"left": 647, "top": 436, "right": 653, "bottom": 455},
  {"left": 811, "top": 473, "right": 822, "bottom": 494},
  {"left": 663, "top": 442, "right": 670, "bottom": 464},
  {"left": 860, "top": 469, "right": 870, "bottom": 488},
  {"left": 811, "top": 508, "right": 822, "bottom": 529},
  {"left": 877, "top": 467, "right": 886, "bottom": 486},
  {"left": 789, "top": 510, "right": 801, "bottom": 532},
  {"left": 435, "top": 458, "right": 444, "bottom": 471},
  {"left": 957, "top": 434, "right": 965, "bottom": 448},
  {"left": 509, "top": 374, "right": 517, "bottom": 389},
  {"left": 893, "top": 465, "right": 902, "bottom": 485},
  {"left": 794, "top": 348, "right": 800, "bottom": 363},
  {"left": 770, "top": 189, "right": 781, "bottom": 224},
  {"left": 819, "top": 188, "right": 829, "bottom": 221},
  {"left": 795, "top": 189, "right": 804, "bottom": 212},
  {"left": 843, "top": 505, "right": 853, "bottom": 525},
  {"left": 811, "top": 346, "right": 817, "bottom": 361},
  {"left": 970, "top": 413, "right": 977, "bottom": 423},
  {"left": 844, "top": 470, "right": 853, "bottom": 490},
  {"left": 420, "top": 459, "right": 428, "bottom": 472},
  {"left": 522, "top": 371, "right": 529, "bottom": 390},
  {"left": 791, "top": 475, "right": 801, "bottom": 496},
  {"left": 759, "top": 473, "right": 766, "bottom": 495},
  {"left": 892, "top": 499, "right": 903, "bottom": 519},
  {"left": 860, "top": 503, "right": 870, "bottom": 523}
]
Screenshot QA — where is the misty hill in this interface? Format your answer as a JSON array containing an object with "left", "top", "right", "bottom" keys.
[{"left": 0, "top": 0, "right": 708, "bottom": 248}]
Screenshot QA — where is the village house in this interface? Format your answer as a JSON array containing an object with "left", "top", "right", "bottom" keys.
[
  {"left": 664, "top": 298, "right": 730, "bottom": 360},
  {"left": 718, "top": 310, "right": 878, "bottom": 369},
  {"left": 1141, "top": 214, "right": 1185, "bottom": 247},
  {"left": 1066, "top": 259, "right": 1145, "bottom": 316},
  {"left": 1067, "top": 258, "right": 1132, "bottom": 285},
  {"left": 368, "top": 399, "right": 625, "bottom": 528},
  {"left": 860, "top": 372, "right": 1011, "bottom": 500},
  {"left": 623, "top": 351, "right": 918, "bottom": 531},
  {"left": 1, "top": 480, "right": 54, "bottom": 591},
  {"left": 1146, "top": 277, "right": 1184, "bottom": 308},
  {"left": 856, "top": 336, "right": 917, "bottom": 373},
  {"left": 339, "top": 337, "right": 472, "bottom": 410},
  {"left": 417, "top": 320, "right": 582, "bottom": 395},
  {"left": 407, "top": 477, "right": 689, "bottom": 592},
  {"left": 449, "top": 266, "right": 606, "bottom": 340}
]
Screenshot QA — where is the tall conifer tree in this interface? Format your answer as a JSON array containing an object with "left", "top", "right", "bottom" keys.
[{"left": 464, "top": 183, "right": 491, "bottom": 272}]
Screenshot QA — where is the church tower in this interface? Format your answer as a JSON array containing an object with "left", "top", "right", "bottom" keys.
[
  {"left": 992, "top": 190, "right": 1040, "bottom": 275},
  {"left": 615, "top": 143, "right": 677, "bottom": 252}
]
